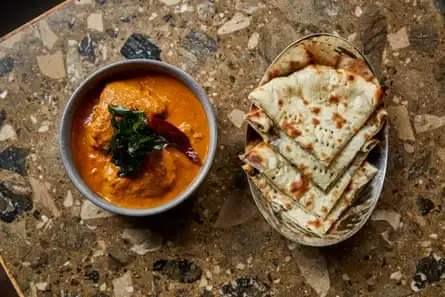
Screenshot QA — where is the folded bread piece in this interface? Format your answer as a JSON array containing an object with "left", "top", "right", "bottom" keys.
[
  {"left": 240, "top": 142, "right": 376, "bottom": 218},
  {"left": 246, "top": 107, "right": 386, "bottom": 190},
  {"left": 263, "top": 41, "right": 377, "bottom": 85},
  {"left": 249, "top": 64, "right": 383, "bottom": 166},
  {"left": 243, "top": 161, "right": 378, "bottom": 236}
]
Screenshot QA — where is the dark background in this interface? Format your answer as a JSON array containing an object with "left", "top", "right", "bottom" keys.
[{"left": 0, "top": 0, "right": 65, "bottom": 37}]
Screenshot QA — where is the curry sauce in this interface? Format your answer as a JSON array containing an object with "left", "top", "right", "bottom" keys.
[{"left": 71, "top": 74, "right": 209, "bottom": 209}]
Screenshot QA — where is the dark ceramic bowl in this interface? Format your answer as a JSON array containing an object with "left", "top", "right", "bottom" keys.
[{"left": 60, "top": 59, "right": 217, "bottom": 216}]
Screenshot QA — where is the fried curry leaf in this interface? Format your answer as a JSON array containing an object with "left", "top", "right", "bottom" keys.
[
  {"left": 107, "top": 104, "right": 168, "bottom": 177},
  {"left": 107, "top": 104, "right": 201, "bottom": 177}
]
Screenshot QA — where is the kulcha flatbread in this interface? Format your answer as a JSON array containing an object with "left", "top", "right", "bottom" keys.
[
  {"left": 245, "top": 107, "right": 387, "bottom": 190},
  {"left": 240, "top": 142, "right": 376, "bottom": 218},
  {"left": 248, "top": 64, "right": 383, "bottom": 166},
  {"left": 243, "top": 162, "right": 378, "bottom": 236}
]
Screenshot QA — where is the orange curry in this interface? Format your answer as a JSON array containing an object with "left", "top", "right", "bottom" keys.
[{"left": 72, "top": 74, "right": 209, "bottom": 208}]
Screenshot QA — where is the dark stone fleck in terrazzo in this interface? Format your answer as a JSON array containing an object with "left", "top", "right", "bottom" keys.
[
  {"left": 182, "top": 29, "right": 218, "bottom": 57},
  {"left": 176, "top": 288, "right": 190, "bottom": 297},
  {"left": 121, "top": 33, "right": 161, "bottom": 60},
  {"left": 32, "top": 210, "right": 41, "bottom": 219},
  {"left": 84, "top": 266, "right": 100, "bottom": 283},
  {"left": 360, "top": 5, "right": 387, "bottom": 75},
  {"left": 152, "top": 259, "right": 202, "bottom": 283},
  {"left": 53, "top": 219, "right": 96, "bottom": 252},
  {"left": 0, "top": 56, "right": 14, "bottom": 76},
  {"left": 96, "top": 0, "right": 106, "bottom": 4},
  {"left": 221, "top": 277, "right": 271, "bottom": 297},
  {"left": 416, "top": 196, "right": 435, "bottom": 216},
  {"left": 17, "top": 280, "right": 29, "bottom": 293},
  {"left": 0, "top": 185, "right": 32, "bottom": 222},
  {"left": 108, "top": 247, "right": 132, "bottom": 270},
  {"left": 93, "top": 294, "right": 109, "bottom": 297},
  {"left": 31, "top": 252, "right": 50, "bottom": 269},
  {"left": 105, "top": 28, "right": 118, "bottom": 38},
  {"left": 200, "top": 291, "right": 214, "bottom": 297},
  {"left": 78, "top": 34, "right": 95, "bottom": 63},
  {"left": 0, "top": 109, "right": 5, "bottom": 126},
  {"left": 68, "top": 19, "right": 75, "bottom": 29},
  {"left": 0, "top": 169, "right": 33, "bottom": 222},
  {"left": 163, "top": 14, "right": 173, "bottom": 22},
  {"left": 412, "top": 254, "right": 445, "bottom": 291},
  {"left": 408, "top": 153, "right": 431, "bottom": 180},
  {"left": 0, "top": 147, "right": 30, "bottom": 176},
  {"left": 313, "top": 0, "right": 341, "bottom": 17},
  {"left": 436, "top": 0, "right": 445, "bottom": 16},
  {"left": 409, "top": 23, "right": 439, "bottom": 53},
  {"left": 434, "top": 57, "right": 445, "bottom": 84},
  {"left": 120, "top": 15, "right": 136, "bottom": 23},
  {"left": 234, "top": 170, "right": 247, "bottom": 189}
]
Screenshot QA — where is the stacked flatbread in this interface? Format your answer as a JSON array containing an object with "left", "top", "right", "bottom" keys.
[{"left": 241, "top": 51, "right": 387, "bottom": 237}]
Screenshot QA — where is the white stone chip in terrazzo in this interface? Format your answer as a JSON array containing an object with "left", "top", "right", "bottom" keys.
[
  {"left": 438, "top": 148, "right": 445, "bottom": 162},
  {"left": 37, "top": 51, "right": 66, "bottom": 79},
  {"left": 248, "top": 32, "right": 260, "bottom": 50},
  {"left": 414, "top": 114, "right": 445, "bottom": 134},
  {"left": 0, "top": 31, "right": 23, "bottom": 49},
  {"left": 38, "top": 19, "right": 58, "bottom": 49},
  {"left": 292, "top": 246, "right": 330, "bottom": 297},
  {"left": 121, "top": 228, "right": 162, "bottom": 255},
  {"left": 0, "top": 124, "right": 17, "bottom": 141},
  {"left": 75, "top": 0, "right": 92, "bottom": 4},
  {"left": 30, "top": 177, "right": 61, "bottom": 218},
  {"left": 87, "top": 13, "right": 104, "bottom": 32},
  {"left": 217, "top": 13, "right": 251, "bottom": 35},
  {"left": 157, "top": 0, "right": 180, "bottom": 5},
  {"left": 371, "top": 209, "right": 401, "bottom": 230},
  {"left": 63, "top": 190, "right": 74, "bottom": 208},
  {"left": 80, "top": 200, "right": 114, "bottom": 220},
  {"left": 113, "top": 271, "right": 134, "bottom": 297},
  {"left": 228, "top": 109, "right": 245, "bottom": 128},
  {"left": 387, "top": 27, "right": 410, "bottom": 50},
  {"left": 388, "top": 105, "right": 415, "bottom": 141}
]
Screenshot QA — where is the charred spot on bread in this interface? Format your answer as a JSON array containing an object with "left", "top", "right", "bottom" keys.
[
  {"left": 332, "top": 112, "right": 346, "bottom": 129},
  {"left": 311, "top": 107, "right": 321, "bottom": 114},
  {"left": 281, "top": 120, "right": 302, "bottom": 137},
  {"left": 329, "top": 95, "right": 340, "bottom": 104}
]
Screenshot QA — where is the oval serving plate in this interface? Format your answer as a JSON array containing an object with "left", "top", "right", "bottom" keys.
[{"left": 245, "top": 33, "right": 389, "bottom": 246}]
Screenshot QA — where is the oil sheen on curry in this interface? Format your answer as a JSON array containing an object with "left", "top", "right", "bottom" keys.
[{"left": 72, "top": 74, "right": 209, "bottom": 208}]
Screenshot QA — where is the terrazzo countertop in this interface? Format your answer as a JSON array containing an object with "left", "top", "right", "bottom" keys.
[{"left": 2, "top": 0, "right": 445, "bottom": 296}]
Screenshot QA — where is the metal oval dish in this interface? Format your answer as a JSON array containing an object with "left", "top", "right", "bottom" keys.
[{"left": 245, "top": 33, "right": 389, "bottom": 246}]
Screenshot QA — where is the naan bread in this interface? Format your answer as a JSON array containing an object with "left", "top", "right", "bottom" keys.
[
  {"left": 263, "top": 39, "right": 377, "bottom": 84},
  {"left": 240, "top": 142, "right": 375, "bottom": 218},
  {"left": 243, "top": 162, "right": 378, "bottom": 236},
  {"left": 264, "top": 45, "right": 313, "bottom": 83},
  {"left": 245, "top": 106, "right": 386, "bottom": 190},
  {"left": 249, "top": 64, "right": 383, "bottom": 166}
]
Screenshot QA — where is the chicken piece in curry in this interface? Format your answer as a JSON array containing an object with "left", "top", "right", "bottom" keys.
[
  {"left": 88, "top": 80, "right": 167, "bottom": 150},
  {"left": 71, "top": 75, "right": 209, "bottom": 209}
]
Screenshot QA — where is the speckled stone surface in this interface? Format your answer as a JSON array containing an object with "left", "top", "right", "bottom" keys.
[{"left": 1, "top": 0, "right": 445, "bottom": 296}]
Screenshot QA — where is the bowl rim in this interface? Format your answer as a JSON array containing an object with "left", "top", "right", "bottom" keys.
[
  {"left": 60, "top": 59, "right": 217, "bottom": 216},
  {"left": 245, "top": 33, "right": 389, "bottom": 246}
]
